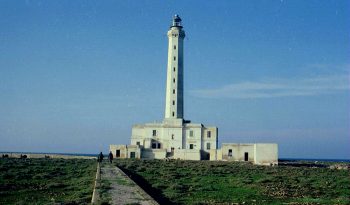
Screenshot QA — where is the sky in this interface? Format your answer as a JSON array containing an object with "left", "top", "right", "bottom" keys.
[{"left": 0, "top": 1, "right": 349, "bottom": 159}]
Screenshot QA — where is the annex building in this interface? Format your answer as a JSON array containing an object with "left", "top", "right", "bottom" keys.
[{"left": 110, "top": 15, "right": 278, "bottom": 165}]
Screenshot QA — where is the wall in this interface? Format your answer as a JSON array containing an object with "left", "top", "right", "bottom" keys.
[
  {"left": 209, "top": 149, "right": 222, "bottom": 160},
  {"left": 110, "top": 145, "right": 128, "bottom": 158},
  {"left": 130, "top": 122, "right": 217, "bottom": 153},
  {"left": 202, "top": 127, "right": 218, "bottom": 152},
  {"left": 109, "top": 144, "right": 141, "bottom": 159},
  {"left": 221, "top": 143, "right": 255, "bottom": 162},
  {"left": 173, "top": 149, "right": 201, "bottom": 160},
  {"left": 131, "top": 126, "right": 147, "bottom": 147},
  {"left": 184, "top": 124, "right": 202, "bottom": 150},
  {"left": 131, "top": 123, "right": 184, "bottom": 151},
  {"left": 211, "top": 143, "right": 278, "bottom": 165},
  {"left": 254, "top": 144, "right": 278, "bottom": 165},
  {"left": 126, "top": 145, "right": 141, "bottom": 159},
  {"left": 141, "top": 149, "right": 167, "bottom": 159}
]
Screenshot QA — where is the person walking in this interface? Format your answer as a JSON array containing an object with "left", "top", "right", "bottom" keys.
[
  {"left": 108, "top": 151, "right": 113, "bottom": 163},
  {"left": 97, "top": 152, "right": 104, "bottom": 162}
]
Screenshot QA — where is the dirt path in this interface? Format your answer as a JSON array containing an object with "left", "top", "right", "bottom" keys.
[{"left": 99, "top": 162, "right": 158, "bottom": 205}]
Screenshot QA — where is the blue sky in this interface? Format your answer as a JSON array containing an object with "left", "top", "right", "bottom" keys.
[{"left": 0, "top": 1, "right": 349, "bottom": 159}]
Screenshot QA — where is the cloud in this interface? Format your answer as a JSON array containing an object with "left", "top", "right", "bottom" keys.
[{"left": 190, "top": 75, "right": 349, "bottom": 99}]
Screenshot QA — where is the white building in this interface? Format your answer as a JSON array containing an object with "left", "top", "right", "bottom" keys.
[
  {"left": 210, "top": 143, "right": 278, "bottom": 166},
  {"left": 110, "top": 15, "right": 278, "bottom": 165}
]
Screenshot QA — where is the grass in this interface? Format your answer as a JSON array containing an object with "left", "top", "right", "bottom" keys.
[
  {"left": 98, "top": 178, "right": 112, "bottom": 205},
  {"left": 115, "top": 159, "right": 350, "bottom": 205},
  {"left": 115, "top": 177, "right": 133, "bottom": 186},
  {"left": 0, "top": 158, "right": 96, "bottom": 205}
]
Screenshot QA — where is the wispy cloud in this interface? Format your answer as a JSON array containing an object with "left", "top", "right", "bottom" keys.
[{"left": 190, "top": 75, "right": 349, "bottom": 99}]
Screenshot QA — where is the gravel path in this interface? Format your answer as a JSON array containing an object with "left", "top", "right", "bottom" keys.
[{"left": 100, "top": 162, "right": 158, "bottom": 205}]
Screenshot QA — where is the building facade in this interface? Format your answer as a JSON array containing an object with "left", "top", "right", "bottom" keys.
[
  {"left": 210, "top": 143, "right": 278, "bottom": 166},
  {"left": 110, "top": 15, "right": 278, "bottom": 165}
]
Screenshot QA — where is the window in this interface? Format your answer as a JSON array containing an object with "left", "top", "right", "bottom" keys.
[
  {"left": 189, "top": 130, "right": 193, "bottom": 137},
  {"left": 173, "top": 78, "right": 175, "bottom": 83},
  {"left": 206, "top": 143, "right": 211, "bottom": 150},
  {"left": 174, "top": 56, "right": 176, "bottom": 61},
  {"left": 174, "top": 45, "right": 176, "bottom": 49},
  {"left": 207, "top": 131, "right": 211, "bottom": 138},
  {"left": 228, "top": 149, "right": 232, "bottom": 157},
  {"left": 130, "top": 152, "right": 136, "bottom": 159},
  {"left": 173, "top": 89, "right": 175, "bottom": 94},
  {"left": 172, "top": 112, "right": 175, "bottom": 117},
  {"left": 152, "top": 143, "right": 157, "bottom": 149},
  {"left": 173, "top": 67, "right": 176, "bottom": 72},
  {"left": 136, "top": 141, "right": 140, "bottom": 146},
  {"left": 172, "top": 101, "right": 175, "bottom": 105},
  {"left": 152, "top": 141, "right": 161, "bottom": 149},
  {"left": 152, "top": 130, "right": 157, "bottom": 136},
  {"left": 171, "top": 134, "right": 174, "bottom": 140},
  {"left": 189, "top": 144, "right": 194, "bottom": 149}
]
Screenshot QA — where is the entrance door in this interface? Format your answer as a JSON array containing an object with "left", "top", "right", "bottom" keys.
[
  {"left": 228, "top": 149, "right": 232, "bottom": 157},
  {"left": 244, "top": 152, "right": 248, "bottom": 161},
  {"left": 130, "top": 152, "right": 136, "bottom": 159},
  {"left": 116, "top": 150, "right": 120, "bottom": 158}
]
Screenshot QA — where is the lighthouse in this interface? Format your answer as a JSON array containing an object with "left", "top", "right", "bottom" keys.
[
  {"left": 110, "top": 15, "right": 277, "bottom": 164},
  {"left": 165, "top": 14, "right": 185, "bottom": 120},
  {"left": 112, "top": 15, "right": 220, "bottom": 161}
]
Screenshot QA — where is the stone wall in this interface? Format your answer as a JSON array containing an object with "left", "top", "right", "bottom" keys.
[
  {"left": 173, "top": 149, "right": 201, "bottom": 160},
  {"left": 141, "top": 149, "right": 167, "bottom": 159}
]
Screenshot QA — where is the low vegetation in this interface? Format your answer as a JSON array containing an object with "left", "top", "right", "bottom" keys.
[
  {"left": 116, "top": 159, "right": 350, "bottom": 205},
  {"left": 0, "top": 158, "right": 96, "bottom": 205},
  {"left": 98, "top": 178, "right": 112, "bottom": 205},
  {"left": 1, "top": 158, "right": 348, "bottom": 204}
]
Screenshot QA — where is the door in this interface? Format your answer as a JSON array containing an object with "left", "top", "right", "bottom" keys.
[
  {"left": 244, "top": 152, "right": 248, "bottom": 161},
  {"left": 116, "top": 150, "right": 120, "bottom": 158},
  {"left": 130, "top": 152, "right": 136, "bottom": 159}
]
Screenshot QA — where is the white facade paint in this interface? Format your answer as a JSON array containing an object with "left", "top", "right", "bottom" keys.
[
  {"left": 165, "top": 16, "right": 185, "bottom": 119},
  {"left": 210, "top": 143, "right": 278, "bottom": 165},
  {"left": 109, "top": 15, "right": 278, "bottom": 165},
  {"left": 109, "top": 145, "right": 141, "bottom": 159},
  {"left": 129, "top": 122, "right": 218, "bottom": 160}
]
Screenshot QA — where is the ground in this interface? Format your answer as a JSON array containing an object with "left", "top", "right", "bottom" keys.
[
  {"left": 97, "top": 162, "right": 157, "bottom": 205},
  {"left": 115, "top": 159, "right": 350, "bottom": 205},
  {"left": 1, "top": 158, "right": 349, "bottom": 205},
  {"left": 0, "top": 158, "right": 96, "bottom": 205}
]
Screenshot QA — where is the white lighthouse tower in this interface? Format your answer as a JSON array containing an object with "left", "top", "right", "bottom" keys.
[{"left": 165, "top": 15, "right": 185, "bottom": 120}]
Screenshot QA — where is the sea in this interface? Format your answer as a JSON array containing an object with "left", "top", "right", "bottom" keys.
[
  {"left": 279, "top": 158, "right": 350, "bottom": 162},
  {"left": 1, "top": 151, "right": 349, "bottom": 162}
]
